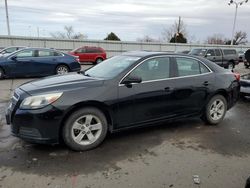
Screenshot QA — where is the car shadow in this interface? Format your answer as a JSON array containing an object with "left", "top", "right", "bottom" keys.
[{"left": 0, "top": 101, "right": 249, "bottom": 176}]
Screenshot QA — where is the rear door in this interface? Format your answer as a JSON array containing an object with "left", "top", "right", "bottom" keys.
[
  {"left": 31, "top": 49, "right": 58, "bottom": 76},
  {"left": 214, "top": 49, "right": 223, "bottom": 66},
  {"left": 85, "top": 47, "right": 97, "bottom": 62},
  {"left": 172, "top": 56, "right": 215, "bottom": 114}
]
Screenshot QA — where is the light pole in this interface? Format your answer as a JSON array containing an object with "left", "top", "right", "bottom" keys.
[
  {"left": 228, "top": 0, "right": 248, "bottom": 45},
  {"left": 4, "top": 0, "right": 11, "bottom": 36}
]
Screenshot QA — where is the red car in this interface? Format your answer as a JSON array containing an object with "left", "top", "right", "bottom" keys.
[{"left": 69, "top": 46, "right": 106, "bottom": 64}]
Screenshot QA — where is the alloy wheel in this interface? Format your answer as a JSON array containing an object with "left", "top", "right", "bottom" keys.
[
  {"left": 71, "top": 115, "right": 103, "bottom": 145},
  {"left": 209, "top": 99, "right": 225, "bottom": 121},
  {"left": 56, "top": 66, "right": 69, "bottom": 74}
]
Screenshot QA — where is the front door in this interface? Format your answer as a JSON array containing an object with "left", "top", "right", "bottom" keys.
[
  {"left": 117, "top": 56, "right": 177, "bottom": 127},
  {"left": 8, "top": 49, "right": 35, "bottom": 77}
]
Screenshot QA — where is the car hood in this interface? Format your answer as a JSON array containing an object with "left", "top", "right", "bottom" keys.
[{"left": 19, "top": 72, "right": 105, "bottom": 95}]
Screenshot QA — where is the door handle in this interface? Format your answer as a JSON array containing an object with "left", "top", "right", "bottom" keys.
[{"left": 203, "top": 81, "right": 209, "bottom": 86}]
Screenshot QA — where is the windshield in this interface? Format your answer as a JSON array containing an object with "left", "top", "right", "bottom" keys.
[
  {"left": 85, "top": 55, "right": 140, "bottom": 79},
  {"left": 190, "top": 49, "right": 207, "bottom": 56}
]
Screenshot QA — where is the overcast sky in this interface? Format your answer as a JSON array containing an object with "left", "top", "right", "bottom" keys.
[{"left": 0, "top": 0, "right": 249, "bottom": 42}]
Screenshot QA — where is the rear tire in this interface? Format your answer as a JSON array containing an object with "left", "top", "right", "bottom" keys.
[
  {"left": 201, "top": 95, "right": 227, "bottom": 125},
  {"left": 62, "top": 107, "right": 108, "bottom": 151},
  {"left": 228, "top": 62, "right": 234, "bottom": 69},
  {"left": 56, "top": 65, "right": 69, "bottom": 75},
  {"left": 0, "top": 67, "right": 4, "bottom": 79}
]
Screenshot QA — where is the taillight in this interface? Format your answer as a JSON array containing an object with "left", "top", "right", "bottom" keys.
[
  {"left": 75, "top": 56, "right": 80, "bottom": 63},
  {"left": 233, "top": 72, "right": 240, "bottom": 81}
]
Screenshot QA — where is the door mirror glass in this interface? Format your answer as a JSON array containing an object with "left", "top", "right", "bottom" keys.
[
  {"left": 122, "top": 75, "right": 142, "bottom": 85},
  {"left": 206, "top": 53, "right": 211, "bottom": 57}
]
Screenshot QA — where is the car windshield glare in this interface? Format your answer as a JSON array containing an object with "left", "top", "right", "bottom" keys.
[{"left": 84, "top": 55, "right": 140, "bottom": 78}]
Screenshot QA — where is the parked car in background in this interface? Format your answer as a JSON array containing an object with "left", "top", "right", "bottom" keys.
[
  {"left": 6, "top": 51, "right": 240, "bottom": 151},
  {"left": 240, "top": 73, "right": 250, "bottom": 97},
  {"left": 237, "top": 50, "right": 245, "bottom": 63},
  {"left": 244, "top": 49, "right": 250, "bottom": 68},
  {"left": 0, "top": 48, "right": 81, "bottom": 79},
  {"left": 189, "top": 48, "right": 239, "bottom": 69},
  {"left": 0, "top": 46, "right": 26, "bottom": 57},
  {"left": 177, "top": 50, "right": 190, "bottom": 54},
  {"left": 69, "top": 46, "right": 106, "bottom": 64}
]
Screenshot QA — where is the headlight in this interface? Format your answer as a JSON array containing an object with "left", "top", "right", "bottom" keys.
[{"left": 20, "top": 93, "right": 63, "bottom": 110}]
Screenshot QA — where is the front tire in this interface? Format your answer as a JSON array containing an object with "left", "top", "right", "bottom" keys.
[
  {"left": 201, "top": 95, "right": 227, "bottom": 125},
  {"left": 62, "top": 107, "right": 108, "bottom": 151}
]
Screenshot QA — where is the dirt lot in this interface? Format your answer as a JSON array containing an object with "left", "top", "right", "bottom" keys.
[{"left": 0, "top": 63, "right": 250, "bottom": 188}]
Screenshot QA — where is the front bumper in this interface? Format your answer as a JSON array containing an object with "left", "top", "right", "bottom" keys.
[{"left": 6, "top": 103, "right": 64, "bottom": 144}]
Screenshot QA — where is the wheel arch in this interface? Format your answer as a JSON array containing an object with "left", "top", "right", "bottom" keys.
[
  {"left": 58, "top": 101, "right": 113, "bottom": 142},
  {"left": 56, "top": 63, "right": 70, "bottom": 72},
  {"left": 208, "top": 89, "right": 229, "bottom": 109},
  {"left": 95, "top": 56, "right": 104, "bottom": 62}
]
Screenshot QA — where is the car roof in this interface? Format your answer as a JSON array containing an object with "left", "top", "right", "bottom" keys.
[
  {"left": 122, "top": 51, "right": 176, "bottom": 57},
  {"left": 18, "top": 47, "right": 57, "bottom": 50},
  {"left": 122, "top": 51, "right": 226, "bottom": 73}
]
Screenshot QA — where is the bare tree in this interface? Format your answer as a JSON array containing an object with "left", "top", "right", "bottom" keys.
[
  {"left": 50, "top": 26, "right": 87, "bottom": 40},
  {"left": 234, "top": 31, "right": 247, "bottom": 45},
  {"left": 162, "top": 17, "right": 187, "bottom": 42},
  {"left": 206, "top": 34, "right": 225, "bottom": 44},
  {"left": 64, "top": 26, "right": 74, "bottom": 39},
  {"left": 136, "top": 35, "right": 159, "bottom": 42}
]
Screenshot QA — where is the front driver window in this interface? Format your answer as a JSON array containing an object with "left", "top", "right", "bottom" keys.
[
  {"left": 15, "top": 50, "right": 34, "bottom": 58},
  {"left": 5, "top": 47, "right": 17, "bottom": 53},
  {"left": 130, "top": 57, "right": 170, "bottom": 82}
]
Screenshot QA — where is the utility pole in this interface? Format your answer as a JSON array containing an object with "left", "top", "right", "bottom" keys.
[
  {"left": 228, "top": 0, "right": 248, "bottom": 45},
  {"left": 4, "top": 0, "right": 11, "bottom": 35},
  {"left": 175, "top": 16, "right": 181, "bottom": 43},
  {"left": 37, "top": 27, "right": 40, "bottom": 38}
]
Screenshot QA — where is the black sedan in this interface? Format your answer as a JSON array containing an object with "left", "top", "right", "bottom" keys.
[
  {"left": 0, "top": 48, "right": 81, "bottom": 79},
  {"left": 6, "top": 52, "right": 240, "bottom": 151}
]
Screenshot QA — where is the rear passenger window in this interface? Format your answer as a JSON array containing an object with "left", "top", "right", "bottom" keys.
[
  {"left": 130, "top": 57, "right": 170, "bottom": 82},
  {"left": 215, "top": 49, "right": 222, "bottom": 56},
  {"left": 86, "top": 48, "right": 98, "bottom": 53},
  {"left": 38, "top": 50, "right": 62, "bottom": 57},
  {"left": 176, "top": 58, "right": 210, "bottom": 77},
  {"left": 200, "top": 63, "right": 210, "bottom": 73},
  {"left": 38, "top": 50, "right": 52, "bottom": 57}
]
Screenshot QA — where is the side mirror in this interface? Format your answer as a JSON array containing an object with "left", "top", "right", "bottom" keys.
[
  {"left": 121, "top": 75, "right": 142, "bottom": 85},
  {"left": 205, "top": 53, "right": 211, "bottom": 57},
  {"left": 11, "top": 56, "right": 17, "bottom": 61}
]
